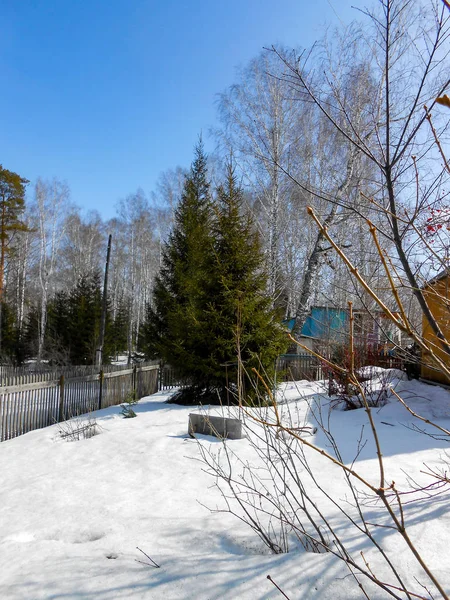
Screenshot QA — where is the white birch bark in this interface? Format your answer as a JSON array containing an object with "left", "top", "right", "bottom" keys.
[{"left": 34, "top": 179, "right": 70, "bottom": 362}]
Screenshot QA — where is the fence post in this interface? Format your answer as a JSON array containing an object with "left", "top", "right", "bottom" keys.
[
  {"left": 273, "top": 357, "right": 278, "bottom": 401},
  {"left": 0, "top": 396, "right": 3, "bottom": 442},
  {"left": 154, "top": 365, "right": 159, "bottom": 394},
  {"left": 98, "top": 369, "right": 104, "bottom": 411},
  {"left": 58, "top": 375, "right": 65, "bottom": 422},
  {"left": 132, "top": 364, "right": 137, "bottom": 399}
]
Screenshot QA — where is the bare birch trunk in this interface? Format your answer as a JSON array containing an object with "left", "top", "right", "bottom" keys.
[{"left": 292, "top": 150, "right": 357, "bottom": 338}]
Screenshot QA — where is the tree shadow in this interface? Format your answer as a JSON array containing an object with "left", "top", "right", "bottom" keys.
[{"left": 1, "top": 526, "right": 388, "bottom": 600}]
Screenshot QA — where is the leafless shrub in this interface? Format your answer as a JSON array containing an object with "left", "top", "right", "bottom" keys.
[
  {"left": 57, "top": 413, "right": 100, "bottom": 441},
  {"left": 196, "top": 2, "right": 450, "bottom": 594},
  {"left": 195, "top": 405, "right": 330, "bottom": 556},
  {"left": 196, "top": 361, "right": 450, "bottom": 599},
  {"left": 330, "top": 366, "right": 401, "bottom": 411}
]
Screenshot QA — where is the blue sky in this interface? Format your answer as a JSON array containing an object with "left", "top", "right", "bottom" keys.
[{"left": 1, "top": 0, "right": 359, "bottom": 220}]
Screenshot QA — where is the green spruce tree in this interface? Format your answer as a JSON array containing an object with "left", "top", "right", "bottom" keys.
[
  {"left": 0, "top": 301, "right": 23, "bottom": 365},
  {"left": 45, "top": 290, "right": 71, "bottom": 363},
  {"left": 205, "top": 161, "right": 287, "bottom": 402},
  {"left": 67, "top": 272, "right": 103, "bottom": 365},
  {"left": 144, "top": 153, "right": 286, "bottom": 404},
  {"left": 110, "top": 297, "right": 129, "bottom": 359},
  {"left": 44, "top": 272, "right": 113, "bottom": 365},
  {"left": 144, "top": 140, "right": 215, "bottom": 396}
]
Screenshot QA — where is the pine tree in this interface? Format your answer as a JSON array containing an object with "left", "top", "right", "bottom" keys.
[
  {"left": 0, "top": 166, "right": 29, "bottom": 301},
  {"left": 0, "top": 166, "right": 29, "bottom": 358}
]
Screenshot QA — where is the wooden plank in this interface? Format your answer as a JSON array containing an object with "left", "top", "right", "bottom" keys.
[
  {"left": 12, "top": 392, "right": 19, "bottom": 438},
  {"left": 3, "top": 395, "right": 12, "bottom": 439},
  {"left": 6, "top": 395, "right": 12, "bottom": 440},
  {"left": 0, "top": 395, "right": 4, "bottom": 442},
  {"left": 139, "top": 364, "right": 160, "bottom": 372},
  {"left": 18, "top": 390, "right": 24, "bottom": 436},
  {"left": 102, "top": 368, "right": 134, "bottom": 380},
  {"left": 0, "top": 362, "right": 158, "bottom": 394},
  {"left": 0, "top": 380, "right": 60, "bottom": 394}
]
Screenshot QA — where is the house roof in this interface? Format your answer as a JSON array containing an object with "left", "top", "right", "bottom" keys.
[{"left": 423, "top": 269, "right": 450, "bottom": 289}]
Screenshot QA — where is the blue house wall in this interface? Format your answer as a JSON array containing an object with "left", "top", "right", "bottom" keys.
[{"left": 285, "top": 307, "right": 348, "bottom": 340}]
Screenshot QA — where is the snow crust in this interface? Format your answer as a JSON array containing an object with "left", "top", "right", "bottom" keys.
[{"left": 1, "top": 374, "right": 450, "bottom": 599}]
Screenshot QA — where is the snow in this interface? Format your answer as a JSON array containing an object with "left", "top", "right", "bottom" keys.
[{"left": 1, "top": 373, "right": 450, "bottom": 599}]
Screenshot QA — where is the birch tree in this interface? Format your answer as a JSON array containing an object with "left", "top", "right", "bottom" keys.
[
  {"left": 117, "top": 189, "right": 158, "bottom": 361},
  {"left": 8, "top": 220, "right": 33, "bottom": 334},
  {"left": 59, "top": 210, "right": 105, "bottom": 287},
  {"left": 151, "top": 166, "right": 187, "bottom": 268},
  {"left": 273, "top": 39, "right": 380, "bottom": 337},
  {"left": 217, "top": 51, "right": 299, "bottom": 302},
  {"left": 273, "top": 0, "right": 450, "bottom": 349},
  {"left": 32, "top": 178, "right": 70, "bottom": 361},
  {"left": 217, "top": 49, "right": 373, "bottom": 324}
]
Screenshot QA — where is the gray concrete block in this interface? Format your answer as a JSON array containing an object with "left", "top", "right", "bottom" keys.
[{"left": 188, "top": 413, "right": 243, "bottom": 440}]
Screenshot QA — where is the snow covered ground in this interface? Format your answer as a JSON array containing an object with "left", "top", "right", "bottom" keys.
[{"left": 1, "top": 372, "right": 450, "bottom": 599}]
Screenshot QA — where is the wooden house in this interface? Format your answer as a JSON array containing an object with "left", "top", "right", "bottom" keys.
[
  {"left": 285, "top": 306, "right": 401, "bottom": 355},
  {"left": 422, "top": 270, "right": 450, "bottom": 384}
]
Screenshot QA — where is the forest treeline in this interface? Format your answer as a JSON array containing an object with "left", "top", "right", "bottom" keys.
[
  {"left": 0, "top": 165, "right": 172, "bottom": 365},
  {"left": 1, "top": 0, "right": 449, "bottom": 368}
]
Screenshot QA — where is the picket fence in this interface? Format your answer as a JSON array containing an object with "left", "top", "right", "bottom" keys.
[
  {"left": 275, "top": 352, "right": 405, "bottom": 383},
  {"left": 275, "top": 354, "right": 325, "bottom": 382},
  {"left": 0, "top": 361, "right": 160, "bottom": 442}
]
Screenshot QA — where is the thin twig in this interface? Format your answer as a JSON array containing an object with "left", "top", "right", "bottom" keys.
[
  {"left": 267, "top": 575, "right": 291, "bottom": 599},
  {"left": 135, "top": 547, "right": 160, "bottom": 568},
  {"left": 391, "top": 388, "right": 450, "bottom": 437}
]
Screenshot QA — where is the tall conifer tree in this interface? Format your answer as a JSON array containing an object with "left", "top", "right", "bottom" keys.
[
  {"left": 144, "top": 140, "right": 214, "bottom": 390},
  {"left": 205, "top": 162, "right": 286, "bottom": 400},
  {"left": 67, "top": 272, "right": 103, "bottom": 365},
  {"left": 144, "top": 153, "right": 286, "bottom": 403},
  {"left": 0, "top": 166, "right": 29, "bottom": 300},
  {"left": 0, "top": 166, "right": 29, "bottom": 357},
  {"left": 41, "top": 272, "right": 114, "bottom": 365}
]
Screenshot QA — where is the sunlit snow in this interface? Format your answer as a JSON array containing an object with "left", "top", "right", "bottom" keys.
[{"left": 1, "top": 373, "right": 450, "bottom": 599}]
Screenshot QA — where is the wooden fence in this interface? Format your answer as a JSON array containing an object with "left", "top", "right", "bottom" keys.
[
  {"left": 159, "top": 364, "right": 190, "bottom": 390},
  {"left": 275, "top": 353, "right": 405, "bottom": 384},
  {"left": 0, "top": 361, "right": 159, "bottom": 442},
  {"left": 276, "top": 354, "right": 325, "bottom": 382}
]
